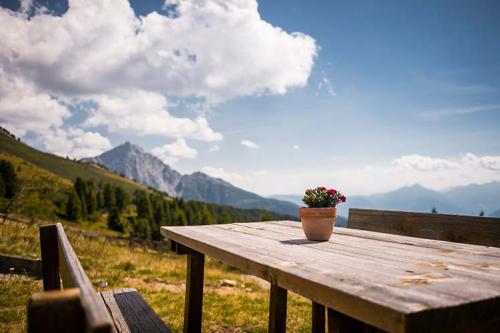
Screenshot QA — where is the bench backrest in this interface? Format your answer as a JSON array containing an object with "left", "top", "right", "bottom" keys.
[
  {"left": 28, "top": 223, "right": 114, "bottom": 333},
  {"left": 347, "top": 208, "right": 500, "bottom": 247}
]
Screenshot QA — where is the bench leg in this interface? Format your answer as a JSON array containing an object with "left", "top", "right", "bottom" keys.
[
  {"left": 184, "top": 250, "right": 204, "bottom": 333},
  {"left": 312, "top": 302, "right": 326, "bottom": 333},
  {"left": 39, "top": 225, "right": 60, "bottom": 291},
  {"left": 269, "top": 283, "right": 287, "bottom": 333}
]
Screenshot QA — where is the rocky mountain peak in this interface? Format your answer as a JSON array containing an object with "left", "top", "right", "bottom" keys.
[{"left": 81, "top": 142, "right": 299, "bottom": 216}]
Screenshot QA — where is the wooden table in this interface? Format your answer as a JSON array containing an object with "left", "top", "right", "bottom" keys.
[{"left": 161, "top": 221, "right": 500, "bottom": 333}]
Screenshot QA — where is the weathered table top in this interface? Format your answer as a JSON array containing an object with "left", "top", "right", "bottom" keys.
[{"left": 161, "top": 221, "right": 500, "bottom": 333}]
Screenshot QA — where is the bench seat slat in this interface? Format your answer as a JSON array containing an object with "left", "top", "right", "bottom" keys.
[{"left": 100, "top": 289, "right": 171, "bottom": 333}]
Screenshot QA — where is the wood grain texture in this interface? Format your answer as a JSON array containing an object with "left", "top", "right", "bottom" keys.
[
  {"left": 347, "top": 208, "right": 500, "bottom": 247},
  {"left": 54, "top": 223, "right": 114, "bottom": 332},
  {"left": 100, "top": 288, "right": 171, "bottom": 333},
  {"left": 27, "top": 288, "right": 84, "bottom": 333},
  {"left": 161, "top": 221, "right": 500, "bottom": 333}
]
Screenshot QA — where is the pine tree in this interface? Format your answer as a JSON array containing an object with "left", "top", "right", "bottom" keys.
[
  {"left": 66, "top": 191, "right": 82, "bottom": 221},
  {"left": 131, "top": 217, "right": 151, "bottom": 240},
  {"left": 0, "top": 160, "right": 19, "bottom": 198},
  {"left": 107, "top": 208, "right": 123, "bottom": 232},
  {"left": 218, "top": 210, "right": 233, "bottom": 224},
  {"left": 260, "top": 212, "right": 273, "bottom": 221},
  {"left": 103, "top": 184, "right": 116, "bottom": 211},
  {"left": 175, "top": 210, "right": 188, "bottom": 226},
  {"left": 431, "top": 206, "right": 438, "bottom": 214},
  {"left": 115, "top": 187, "right": 129, "bottom": 212},
  {"left": 87, "top": 189, "right": 97, "bottom": 216},
  {"left": 135, "top": 191, "right": 152, "bottom": 219},
  {"left": 479, "top": 210, "right": 485, "bottom": 217},
  {"left": 0, "top": 177, "right": 5, "bottom": 198}
]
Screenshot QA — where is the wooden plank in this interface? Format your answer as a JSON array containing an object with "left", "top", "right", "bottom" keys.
[
  {"left": 39, "top": 225, "right": 60, "bottom": 290},
  {"left": 27, "top": 288, "right": 84, "bottom": 333},
  {"left": 161, "top": 222, "right": 500, "bottom": 333},
  {"left": 0, "top": 254, "right": 42, "bottom": 278},
  {"left": 163, "top": 225, "right": 406, "bottom": 332},
  {"left": 101, "top": 288, "right": 171, "bottom": 333},
  {"left": 347, "top": 208, "right": 500, "bottom": 247},
  {"left": 269, "top": 283, "right": 287, "bottom": 333},
  {"left": 208, "top": 222, "right": 500, "bottom": 298},
  {"left": 312, "top": 302, "right": 325, "bottom": 333},
  {"left": 184, "top": 250, "right": 205, "bottom": 333},
  {"left": 55, "top": 223, "right": 114, "bottom": 332},
  {"left": 224, "top": 222, "right": 500, "bottom": 284}
]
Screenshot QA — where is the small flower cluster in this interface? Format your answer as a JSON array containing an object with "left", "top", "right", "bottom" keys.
[{"left": 302, "top": 186, "right": 346, "bottom": 208}]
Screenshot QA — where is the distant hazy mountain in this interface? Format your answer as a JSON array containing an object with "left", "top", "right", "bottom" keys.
[
  {"left": 83, "top": 143, "right": 299, "bottom": 216},
  {"left": 442, "top": 182, "right": 500, "bottom": 215},
  {"left": 271, "top": 182, "right": 500, "bottom": 218},
  {"left": 490, "top": 209, "right": 500, "bottom": 217}
]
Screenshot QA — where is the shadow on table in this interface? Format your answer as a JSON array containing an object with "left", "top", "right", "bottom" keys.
[{"left": 280, "top": 239, "right": 326, "bottom": 245}]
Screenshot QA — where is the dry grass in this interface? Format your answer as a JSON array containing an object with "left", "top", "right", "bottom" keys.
[{"left": 0, "top": 221, "right": 311, "bottom": 332}]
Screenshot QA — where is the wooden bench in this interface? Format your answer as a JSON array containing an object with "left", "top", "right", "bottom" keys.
[
  {"left": 27, "top": 223, "right": 171, "bottom": 333},
  {"left": 347, "top": 208, "right": 500, "bottom": 247}
]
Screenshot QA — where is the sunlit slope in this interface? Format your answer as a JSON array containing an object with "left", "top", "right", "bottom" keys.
[{"left": 0, "top": 130, "right": 146, "bottom": 193}]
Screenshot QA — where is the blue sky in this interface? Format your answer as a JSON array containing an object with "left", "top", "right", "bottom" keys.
[{"left": 1, "top": 0, "right": 499, "bottom": 195}]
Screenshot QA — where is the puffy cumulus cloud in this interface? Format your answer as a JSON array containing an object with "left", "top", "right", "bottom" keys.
[
  {"left": 393, "top": 153, "right": 500, "bottom": 173},
  {"left": 392, "top": 154, "right": 459, "bottom": 171},
  {"left": 0, "top": 0, "right": 317, "bottom": 156},
  {"left": 220, "top": 153, "right": 500, "bottom": 197},
  {"left": 152, "top": 138, "right": 198, "bottom": 164},
  {"left": 85, "top": 90, "right": 222, "bottom": 141},
  {"left": 42, "top": 127, "right": 112, "bottom": 158},
  {"left": 241, "top": 139, "right": 259, "bottom": 149},
  {"left": 0, "top": 70, "right": 69, "bottom": 136},
  {"left": 201, "top": 166, "right": 245, "bottom": 182}
]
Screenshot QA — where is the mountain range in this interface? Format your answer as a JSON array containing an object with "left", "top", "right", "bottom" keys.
[
  {"left": 271, "top": 182, "right": 500, "bottom": 218},
  {"left": 82, "top": 142, "right": 299, "bottom": 216}
]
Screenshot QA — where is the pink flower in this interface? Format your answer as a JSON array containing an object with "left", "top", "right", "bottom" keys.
[
  {"left": 319, "top": 186, "right": 326, "bottom": 191},
  {"left": 340, "top": 195, "right": 346, "bottom": 202},
  {"left": 327, "top": 189, "right": 337, "bottom": 195}
]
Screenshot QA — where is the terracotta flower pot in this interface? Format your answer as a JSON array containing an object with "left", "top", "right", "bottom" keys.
[{"left": 299, "top": 207, "right": 337, "bottom": 241}]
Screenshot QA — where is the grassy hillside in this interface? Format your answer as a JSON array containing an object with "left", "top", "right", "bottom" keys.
[
  {"left": 0, "top": 129, "right": 146, "bottom": 193},
  {"left": 0, "top": 220, "right": 311, "bottom": 333}
]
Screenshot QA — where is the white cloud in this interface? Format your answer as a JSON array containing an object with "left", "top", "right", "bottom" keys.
[
  {"left": 85, "top": 90, "right": 222, "bottom": 141},
  {"left": 152, "top": 138, "right": 197, "bottom": 164},
  {"left": 0, "top": 69, "right": 70, "bottom": 137},
  {"left": 241, "top": 139, "right": 259, "bottom": 149},
  {"left": 293, "top": 144, "right": 300, "bottom": 150},
  {"left": 0, "top": 0, "right": 317, "bottom": 155},
  {"left": 316, "top": 71, "right": 335, "bottom": 97},
  {"left": 201, "top": 166, "right": 245, "bottom": 182},
  {"left": 209, "top": 145, "right": 220, "bottom": 152},
  {"left": 223, "top": 153, "right": 500, "bottom": 196},
  {"left": 392, "top": 154, "right": 459, "bottom": 171},
  {"left": 418, "top": 104, "right": 500, "bottom": 121},
  {"left": 42, "top": 127, "right": 112, "bottom": 158}
]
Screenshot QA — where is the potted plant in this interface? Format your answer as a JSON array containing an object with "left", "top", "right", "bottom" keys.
[{"left": 300, "top": 187, "right": 346, "bottom": 241}]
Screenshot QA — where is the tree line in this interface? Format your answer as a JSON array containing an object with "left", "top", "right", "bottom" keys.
[
  {"left": 0, "top": 158, "right": 294, "bottom": 236},
  {"left": 66, "top": 177, "right": 293, "bottom": 240}
]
